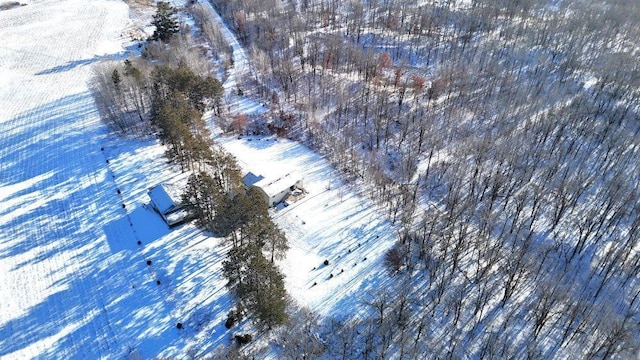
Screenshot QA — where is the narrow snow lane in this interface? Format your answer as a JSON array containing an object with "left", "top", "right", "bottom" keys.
[
  {"left": 196, "top": 0, "right": 268, "bottom": 116},
  {"left": 197, "top": 0, "right": 251, "bottom": 93}
]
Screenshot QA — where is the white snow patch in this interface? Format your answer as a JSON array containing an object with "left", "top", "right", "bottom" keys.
[{"left": 583, "top": 74, "right": 598, "bottom": 89}]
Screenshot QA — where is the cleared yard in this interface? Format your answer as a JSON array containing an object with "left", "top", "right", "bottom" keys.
[{"left": 218, "top": 136, "right": 397, "bottom": 318}]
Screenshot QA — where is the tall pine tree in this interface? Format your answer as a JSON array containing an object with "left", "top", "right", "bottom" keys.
[
  {"left": 150, "top": 2, "right": 179, "bottom": 43},
  {"left": 182, "top": 172, "right": 225, "bottom": 230},
  {"left": 225, "top": 244, "right": 288, "bottom": 328}
]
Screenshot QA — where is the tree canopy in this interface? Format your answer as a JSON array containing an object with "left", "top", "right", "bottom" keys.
[
  {"left": 151, "top": 2, "right": 179, "bottom": 43},
  {"left": 149, "top": 65, "right": 223, "bottom": 171}
]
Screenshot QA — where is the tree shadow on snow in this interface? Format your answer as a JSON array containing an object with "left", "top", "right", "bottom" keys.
[
  {"left": 104, "top": 205, "right": 169, "bottom": 254},
  {"left": 0, "top": 241, "right": 179, "bottom": 359},
  {"left": 0, "top": 92, "right": 235, "bottom": 358},
  {"left": 0, "top": 93, "right": 122, "bottom": 262},
  {"left": 34, "top": 51, "right": 130, "bottom": 76}
]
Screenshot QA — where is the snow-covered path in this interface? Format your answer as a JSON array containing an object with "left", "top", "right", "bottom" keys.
[
  {"left": 196, "top": 0, "right": 267, "bottom": 116},
  {"left": 196, "top": 0, "right": 250, "bottom": 93}
]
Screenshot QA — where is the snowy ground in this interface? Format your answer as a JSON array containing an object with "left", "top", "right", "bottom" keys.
[
  {"left": 0, "top": 1, "right": 231, "bottom": 358},
  {"left": 0, "top": 0, "right": 397, "bottom": 358},
  {"left": 218, "top": 136, "right": 398, "bottom": 319},
  {"left": 195, "top": 0, "right": 268, "bottom": 116}
]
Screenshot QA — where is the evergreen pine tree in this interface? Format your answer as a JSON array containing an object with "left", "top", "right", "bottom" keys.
[
  {"left": 182, "top": 172, "right": 224, "bottom": 229},
  {"left": 151, "top": 2, "right": 179, "bottom": 43},
  {"left": 111, "top": 69, "right": 121, "bottom": 92},
  {"left": 252, "top": 251, "right": 288, "bottom": 327},
  {"left": 232, "top": 244, "right": 288, "bottom": 328}
]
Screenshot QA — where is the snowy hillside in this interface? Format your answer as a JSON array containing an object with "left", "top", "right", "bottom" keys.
[
  {"left": 207, "top": 0, "right": 640, "bottom": 357},
  {"left": 218, "top": 135, "right": 397, "bottom": 318},
  {"left": 5, "top": 0, "right": 638, "bottom": 357}
]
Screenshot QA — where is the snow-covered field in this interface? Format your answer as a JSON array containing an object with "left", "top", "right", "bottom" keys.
[
  {"left": 0, "top": 1, "right": 231, "bottom": 358},
  {"left": 0, "top": 0, "right": 396, "bottom": 357}
]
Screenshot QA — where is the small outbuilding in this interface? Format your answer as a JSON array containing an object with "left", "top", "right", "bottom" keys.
[
  {"left": 242, "top": 171, "right": 303, "bottom": 207},
  {"left": 148, "top": 183, "right": 191, "bottom": 227}
]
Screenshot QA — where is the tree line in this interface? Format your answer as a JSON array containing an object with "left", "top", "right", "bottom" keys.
[
  {"left": 93, "top": 0, "right": 289, "bottom": 338},
  {"left": 182, "top": 169, "right": 289, "bottom": 328}
]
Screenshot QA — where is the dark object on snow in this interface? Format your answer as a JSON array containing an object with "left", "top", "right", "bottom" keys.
[
  {"left": 106, "top": 159, "right": 109, "bottom": 164},
  {"left": 323, "top": 259, "right": 329, "bottom": 266},
  {"left": 225, "top": 317, "right": 235, "bottom": 329},
  {"left": 101, "top": 147, "right": 104, "bottom": 151},
  {"left": 363, "top": 257, "right": 367, "bottom": 261},
  {"left": 117, "top": 189, "right": 121, "bottom": 194},
  {"left": 146, "top": 260, "right": 152, "bottom": 266},
  {"left": 122, "top": 203, "right": 126, "bottom": 208},
  {"left": 329, "top": 273, "right": 333, "bottom": 278},
  {"left": 313, "top": 282, "right": 317, "bottom": 286},
  {"left": 235, "top": 333, "right": 252, "bottom": 346},
  {"left": 137, "top": 240, "right": 142, "bottom": 245},
  {"left": 225, "top": 309, "right": 243, "bottom": 329},
  {"left": 176, "top": 323, "right": 183, "bottom": 329},
  {"left": 156, "top": 280, "right": 161, "bottom": 285}
]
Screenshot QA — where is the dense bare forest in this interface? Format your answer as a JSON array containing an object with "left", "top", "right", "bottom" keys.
[{"left": 204, "top": 0, "right": 640, "bottom": 358}]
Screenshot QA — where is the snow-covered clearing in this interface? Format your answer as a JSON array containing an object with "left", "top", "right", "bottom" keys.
[
  {"left": 218, "top": 136, "right": 398, "bottom": 318},
  {"left": 200, "top": 0, "right": 399, "bottom": 320},
  {"left": 0, "top": 0, "right": 397, "bottom": 357}
]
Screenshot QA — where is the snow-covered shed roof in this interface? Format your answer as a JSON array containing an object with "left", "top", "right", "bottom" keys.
[
  {"left": 148, "top": 183, "right": 183, "bottom": 214},
  {"left": 254, "top": 172, "right": 302, "bottom": 198}
]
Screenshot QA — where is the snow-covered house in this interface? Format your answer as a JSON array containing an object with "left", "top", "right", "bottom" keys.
[
  {"left": 242, "top": 171, "right": 303, "bottom": 207},
  {"left": 147, "top": 183, "right": 191, "bottom": 227}
]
